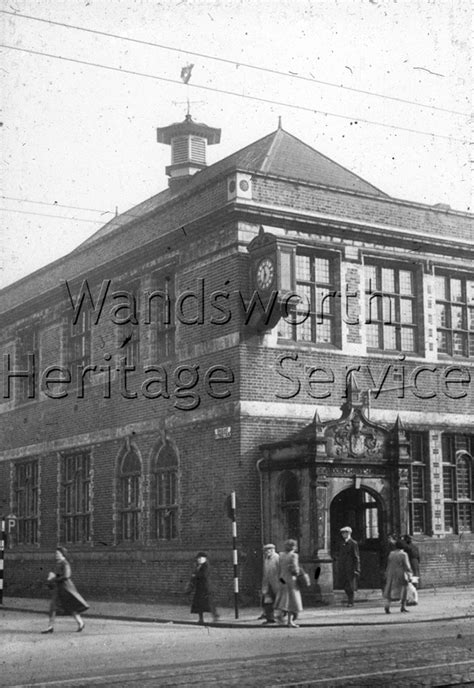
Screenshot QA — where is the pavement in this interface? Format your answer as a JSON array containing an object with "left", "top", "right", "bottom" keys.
[{"left": 2, "top": 585, "right": 473, "bottom": 628}]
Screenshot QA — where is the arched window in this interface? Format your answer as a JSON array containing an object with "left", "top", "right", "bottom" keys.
[
  {"left": 442, "top": 433, "right": 473, "bottom": 533},
  {"left": 280, "top": 471, "right": 300, "bottom": 542},
  {"left": 151, "top": 442, "right": 178, "bottom": 540},
  {"left": 118, "top": 446, "right": 141, "bottom": 542}
]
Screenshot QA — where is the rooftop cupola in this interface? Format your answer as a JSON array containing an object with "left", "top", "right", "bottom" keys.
[{"left": 156, "top": 114, "right": 221, "bottom": 190}]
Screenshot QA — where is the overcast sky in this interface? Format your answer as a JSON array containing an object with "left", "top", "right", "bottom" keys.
[{"left": 1, "top": 0, "right": 471, "bottom": 289}]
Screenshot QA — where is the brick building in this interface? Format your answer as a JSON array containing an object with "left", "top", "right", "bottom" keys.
[{"left": 0, "top": 116, "right": 473, "bottom": 604}]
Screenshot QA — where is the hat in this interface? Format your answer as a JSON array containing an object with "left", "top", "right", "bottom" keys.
[
  {"left": 196, "top": 551, "right": 207, "bottom": 558},
  {"left": 263, "top": 543, "right": 276, "bottom": 550},
  {"left": 340, "top": 526, "right": 352, "bottom": 533}
]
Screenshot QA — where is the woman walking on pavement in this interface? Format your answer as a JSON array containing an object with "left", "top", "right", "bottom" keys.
[
  {"left": 187, "top": 552, "right": 219, "bottom": 625},
  {"left": 275, "top": 539, "right": 303, "bottom": 628},
  {"left": 41, "top": 547, "right": 89, "bottom": 633},
  {"left": 383, "top": 538, "right": 413, "bottom": 614}
]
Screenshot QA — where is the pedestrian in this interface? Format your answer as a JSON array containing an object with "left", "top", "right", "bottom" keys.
[
  {"left": 261, "top": 543, "right": 281, "bottom": 625},
  {"left": 383, "top": 538, "right": 412, "bottom": 614},
  {"left": 41, "top": 546, "right": 89, "bottom": 633},
  {"left": 274, "top": 539, "right": 303, "bottom": 628},
  {"left": 187, "top": 552, "right": 219, "bottom": 625},
  {"left": 338, "top": 526, "right": 360, "bottom": 607},
  {"left": 402, "top": 534, "right": 421, "bottom": 586}
]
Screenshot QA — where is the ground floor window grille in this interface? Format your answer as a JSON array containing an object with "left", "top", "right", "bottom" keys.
[
  {"left": 14, "top": 459, "right": 39, "bottom": 544},
  {"left": 151, "top": 442, "right": 179, "bottom": 540},
  {"left": 61, "top": 451, "right": 92, "bottom": 543},
  {"left": 442, "top": 434, "right": 473, "bottom": 533},
  {"left": 408, "top": 432, "right": 429, "bottom": 534},
  {"left": 118, "top": 446, "right": 141, "bottom": 542}
]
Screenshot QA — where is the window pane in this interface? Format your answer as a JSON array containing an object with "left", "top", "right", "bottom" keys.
[
  {"left": 367, "top": 324, "right": 380, "bottom": 348},
  {"left": 437, "top": 329, "right": 449, "bottom": 354},
  {"left": 443, "top": 466, "right": 454, "bottom": 499},
  {"left": 401, "top": 328, "right": 415, "bottom": 352},
  {"left": 314, "top": 257, "right": 330, "bottom": 284},
  {"left": 453, "top": 332, "right": 467, "bottom": 357},
  {"left": 399, "top": 270, "right": 413, "bottom": 295},
  {"left": 437, "top": 303, "right": 448, "bottom": 328},
  {"left": 412, "top": 465, "right": 424, "bottom": 500},
  {"left": 452, "top": 306, "right": 465, "bottom": 329},
  {"left": 412, "top": 504, "right": 425, "bottom": 534},
  {"left": 435, "top": 275, "right": 447, "bottom": 300},
  {"left": 400, "top": 299, "right": 413, "bottom": 323},
  {"left": 457, "top": 458, "right": 471, "bottom": 499},
  {"left": 458, "top": 504, "right": 472, "bottom": 532},
  {"left": 381, "top": 268, "right": 395, "bottom": 292},
  {"left": 444, "top": 503, "right": 455, "bottom": 531},
  {"left": 295, "top": 255, "right": 311, "bottom": 281},
  {"left": 365, "top": 265, "right": 377, "bottom": 292},
  {"left": 450, "top": 279, "right": 463, "bottom": 302},
  {"left": 383, "top": 325, "right": 396, "bottom": 349}
]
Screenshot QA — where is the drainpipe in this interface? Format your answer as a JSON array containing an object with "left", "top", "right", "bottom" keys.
[{"left": 256, "top": 458, "right": 266, "bottom": 548}]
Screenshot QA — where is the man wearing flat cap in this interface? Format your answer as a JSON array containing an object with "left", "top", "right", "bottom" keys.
[
  {"left": 338, "top": 526, "right": 360, "bottom": 607},
  {"left": 261, "top": 544, "right": 281, "bottom": 624}
]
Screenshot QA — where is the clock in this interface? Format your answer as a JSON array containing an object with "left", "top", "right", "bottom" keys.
[{"left": 256, "top": 257, "right": 275, "bottom": 290}]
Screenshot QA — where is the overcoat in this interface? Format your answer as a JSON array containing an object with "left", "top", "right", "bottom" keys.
[
  {"left": 274, "top": 551, "right": 303, "bottom": 614},
  {"left": 190, "top": 561, "right": 214, "bottom": 614},
  {"left": 55, "top": 561, "right": 89, "bottom": 614},
  {"left": 403, "top": 542, "right": 420, "bottom": 578},
  {"left": 338, "top": 537, "right": 360, "bottom": 583},
  {"left": 383, "top": 549, "right": 412, "bottom": 601},
  {"left": 261, "top": 552, "right": 281, "bottom": 599}
]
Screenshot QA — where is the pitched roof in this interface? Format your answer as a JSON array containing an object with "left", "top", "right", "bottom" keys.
[{"left": 79, "top": 127, "right": 387, "bottom": 247}]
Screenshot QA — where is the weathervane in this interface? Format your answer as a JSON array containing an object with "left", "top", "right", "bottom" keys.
[{"left": 171, "top": 63, "right": 205, "bottom": 117}]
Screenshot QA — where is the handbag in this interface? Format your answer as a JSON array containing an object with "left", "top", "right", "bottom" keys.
[
  {"left": 296, "top": 568, "right": 311, "bottom": 590},
  {"left": 406, "top": 581, "right": 418, "bottom": 606}
]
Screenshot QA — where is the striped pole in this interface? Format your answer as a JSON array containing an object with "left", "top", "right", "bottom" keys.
[
  {"left": 0, "top": 517, "right": 5, "bottom": 605},
  {"left": 230, "top": 491, "right": 239, "bottom": 619}
]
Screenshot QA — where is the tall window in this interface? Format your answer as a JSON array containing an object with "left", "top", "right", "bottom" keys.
[
  {"left": 365, "top": 263, "right": 418, "bottom": 352},
  {"left": 69, "top": 309, "right": 91, "bottom": 386},
  {"left": 278, "top": 253, "right": 337, "bottom": 344},
  {"left": 118, "top": 446, "right": 141, "bottom": 542},
  {"left": 435, "top": 273, "right": 474, "bottom": 358},
  {"left": 116, "top": 280, "right": 140, "bottom": 367},
  {"left": 280, "top": 471, "right": 300, "bottom": 542},
  {"left": 151, "top": 442, "right": 178, "bottom": 540},
  {"left": 14, "top": 459, "right": 39, "bottom": 544},
  {"left": 408, "top": 432, "right": 429, "bottom": 534},
  {"left": 17, "top": 326, "right": 39, "bottom": 403},
  {"left": 61, "top": 451, "right": 92, "bottom": 543},
  {"left": 146, "top": 273, "right": 175, "bottom": 360},
  {"left": 442, "top": 434, "right": 473, "bottom": 533}
]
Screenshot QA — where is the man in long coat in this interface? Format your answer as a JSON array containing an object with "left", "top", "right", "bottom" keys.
[
  {"left": 261, "top": 543, "right": 281, "bottom": 624},
  {"left": 338, "top": 526, "right": 360, "bottom": 607}
]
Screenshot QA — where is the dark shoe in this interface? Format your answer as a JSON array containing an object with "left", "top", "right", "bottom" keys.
[
  {"left": 262, "top": 620, "right": 276, "bottom": 625},
  {"left": 384, "top": 607, "right": 390, "bottom": 614},
  {"left": 76, "top": 622, "right": 85, "bottom": 632},
  {"left": 41, "top": 627, "right": 54, "bottom": 634},
  {"left": 401, "top": 607, "right": 409, "bottom": 613}
]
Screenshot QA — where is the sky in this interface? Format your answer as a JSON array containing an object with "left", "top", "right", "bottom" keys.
[{"left": 0, "top": 0, "right": 472, "bottom": 289}]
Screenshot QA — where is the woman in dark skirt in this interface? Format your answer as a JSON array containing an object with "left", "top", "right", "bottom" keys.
[
  {"left": 41, "top": 546, "right": 89, "bottom": 633},
  {"left": 187, "top": 552, "right": 219, "bottom": 625}
]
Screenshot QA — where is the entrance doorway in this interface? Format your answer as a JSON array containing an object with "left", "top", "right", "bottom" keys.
[{"left": 330, "top": 487, "right": 384, "bottom": 589}]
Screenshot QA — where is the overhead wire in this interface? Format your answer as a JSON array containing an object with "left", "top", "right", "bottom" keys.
[
  {"left": 0, "top": 9, "right": 468, "bottom": 117},
  {"left": 0, "top": 43, "right": 468, "bottom": 144},
  {"left": 1, "top": 195, "right": 112, "bottom": 214},
  {"left": 0, "top": 207, "right": 105, "bottom": 223}
]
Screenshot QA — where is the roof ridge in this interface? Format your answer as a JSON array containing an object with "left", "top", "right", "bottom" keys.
[{"left": 274, "top": 128, "right": 388, "bottom": 196}]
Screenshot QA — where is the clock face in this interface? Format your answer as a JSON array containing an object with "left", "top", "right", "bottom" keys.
[{"left": 256, "top": 257, "right": 275, "bottom": 290}]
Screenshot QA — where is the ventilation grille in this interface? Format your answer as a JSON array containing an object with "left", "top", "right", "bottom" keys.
[
  {"left": 171, "top": 137, "right": 189, "bottom": 164},
  {"left": 190, "top": 137, "right": 206, "bottom": 164}
]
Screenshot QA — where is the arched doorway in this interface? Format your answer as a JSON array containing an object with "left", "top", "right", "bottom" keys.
[{"left": 330, "top": 487, "right": 384, "bottom": 589}]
